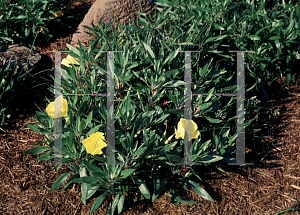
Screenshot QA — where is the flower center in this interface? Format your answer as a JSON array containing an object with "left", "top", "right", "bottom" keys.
[{"left": 94, "top": 141, "right": 99, "bottom": 147}]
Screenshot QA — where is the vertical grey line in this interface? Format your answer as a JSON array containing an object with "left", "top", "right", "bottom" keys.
[
  {"left": 236, "top": 51, "right": 245, "bottom": 165},
  {"left": 228, "top": 50, "right": 253, "bottom": 166},
  {"left": 184, "top": 52, "right": 192, "bottom": 165},
  {"left": 54, "top": 51, "right": 63, "bottom": 166},
  {"left": 107, "top": 51, "right": 115, "bottom": 166}
]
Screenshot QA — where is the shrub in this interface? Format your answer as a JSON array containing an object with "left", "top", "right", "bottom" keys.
[
  {"left": 0, "top": 0, "right": 72, "bottom": 49},
  {"left": 24, "top": 0, "right": 299, "bottom": 214}
]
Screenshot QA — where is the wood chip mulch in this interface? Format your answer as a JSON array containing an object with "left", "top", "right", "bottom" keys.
[{"left": 0, "top": 0, "right": 299, "bottom": 214}]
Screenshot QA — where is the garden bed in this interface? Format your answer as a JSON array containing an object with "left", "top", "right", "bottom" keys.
[{"left": 1, "top": 0, "right": 300, "bottom": 214}]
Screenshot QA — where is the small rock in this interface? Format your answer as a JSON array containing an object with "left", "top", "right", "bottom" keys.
[
  {"left": 0, "top": 44, "right": 41, "bottom": 73},
  {"left": 70, "top": 0, "right": 158, "bottom": 48}
]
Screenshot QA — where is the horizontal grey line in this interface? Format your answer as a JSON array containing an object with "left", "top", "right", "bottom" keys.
[
  {"left": 46, "top": 51, "right": 70, "bottom": 52},
  {"left": 193, "top": 93, "right": 237, "bottom": 96},
  {"left": 63, "top": 94, "right": 107, "bottom": 96},
  {"left": 96, "top": 163, "right": 126, "bottom": 165}
]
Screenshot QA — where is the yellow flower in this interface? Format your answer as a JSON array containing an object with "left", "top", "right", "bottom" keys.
[
  {"left": 175, "top": 118, "right": 200, "bottom": 140},
  {"left": 82, "top": 132, "right": 107, "bottom": 155},
  {"left": 45, "top": 95, "right": 68, "bottom": 118},
  {"left": 54, "top": 10, "right": 64, "bottom": 17},
  {"left": 40, "top": 27, "right": 48, "bottom": 35},
  {"left": 117, "top": 33, "right": 129, "bottom": 46},
  {"left": 61, "top": 54, "right": 80, "bottom": 70}
]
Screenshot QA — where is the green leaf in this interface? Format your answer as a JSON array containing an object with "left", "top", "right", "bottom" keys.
[
  {"left": 152, "top": 174, "right": 160, "bottom": 201},
  {"left": 86, "top": 185, "right": 101, "bottom": 200},
  {"left": 90, "top": 171, "right": 107, "bottom": 179},
  {"left": 79, "top": 166, "right": 88, "bottom": 205},
  {"left": 90, "top": 192, "right": 107, "bottom": 215},
  {"left": 274, "top": 40, "right": 280, "bottom": 49},
  {"left": 25, "top": 124, "right": 44, "bottom": 134},
  {"left": 173, "top": 201, "right": 180, "bottom": 206},
  {"left": 197, "top": 155, "right": 223, "bottom": 163},
  {"left": 187, "top": 180, "right": 214, "bottom": 202},
  {"left": 152, "top": 177, "right": 168, "bottom": 202},
  {"left": 215, "top": 166, "right": 231, "bottom": 178},
  {"left": 120, "top": 169, "right": 136, "bottom": 179},
  {"left": 213, "top": 23, "right": 224, "bottom": 30},
  {"left": 136, "top": 177, "right": 150, "bottom": 199},
  {"left": 36, "top": 151, "right": 54, "bottom": 161},
  {"left": 134, "top": 147, "right": 147, "bottom": 157},
  {"left": 153, "top": 113, "right": 170, "bottom": 124},
  {"left": 163, "top": 141, "right": 177, "bottom": 152},
  {"left": 66, "top": 43, "right": 80, "bottom": 57},
  {"left": 269, "top": 36, "right": 281, "bottom": 40},
  {"left": 72, "top": 176, "right": 100, "bottom": 184},
  {"left": 204, "top": 87, "right": 215, "bottom": 102},
  {"left": 249, "top": 35, "right": 260, "bottom": 41},
  {"left": 202, "top": 116, "right": 222, "bottom": 123},
  {"left": 142, "top": 111, "right": 156, "bottom": 118},
  {"left": 108, "top": 185, "right": 115, "bottom": 194},
  {"left": 167, "top": 92, "right": 177, "bottom": 104},
  {"left": 154, "top": 0, "right": 176, "bottom": 8},
  {"left": 63, "top": 173, "right": 80, "bottom": 190},
  {"left": 86, "top": 124, "right": 101, "bottom": 137},
  {"left": 83, "top": 160, "right": 103, "bottom": 173},
  {"left": 286, "top": 72, "right": 292, "bottom": 86},
  {"left": 109, "top": 194, "right": 119, "bottom": 215},
  {"left": 118, "top": 193, "right": 125, "bottom": 214},
  {"left": 143, "top": 42, "right": 155, "bottom": 61},
  {"left": 204, "top": 35, "right": 227, "bottom": 43},
  {"left": 49, "top": 171, "right": 72, "bottom": 193},
  {"left": 244, "top": 113, "right": 258, "bottom": 128},
  {"left": 162, "top": 80, "right": 185, "bottom": 88},
  {"left": 85, "top": 111, "right": 93, "bottom": 130},
  {"left": 24, "top": 146, "right": 51, "bottom": 155},
  {"left": 166, "top": 109, "right": 184, "bottom": 116},
  {"left": 15, "top": 15, "right": 27, "bottom": 19}
]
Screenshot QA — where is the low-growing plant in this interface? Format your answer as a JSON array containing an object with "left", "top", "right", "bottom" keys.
[
  {"left": 0, "top": 55, "right": 50, "bottom": 132},
  {"left": 0, "top": 0, "right": 73, "bottom": 49},
  {"left": 23, "top": 0, "right": 299, "bottom": 214}
]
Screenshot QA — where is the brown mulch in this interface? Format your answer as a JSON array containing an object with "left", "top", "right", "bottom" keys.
[{"left": 1, "top": 0, "right": 300, "bottom": 214}]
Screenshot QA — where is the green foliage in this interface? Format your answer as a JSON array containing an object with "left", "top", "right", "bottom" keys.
[
  {"left": 0, "top": 0, "right": 73, "bottom": 49},
  {"left": 23, "top": 0, "right": 299, "bottom": 214},
  {"left": 0, "top": 55, "right": 48, "bottom": 133}
]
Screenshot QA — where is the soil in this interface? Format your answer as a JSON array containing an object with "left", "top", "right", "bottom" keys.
[{"left": 0, "top": 0, "right": 300, "bottom": 214}]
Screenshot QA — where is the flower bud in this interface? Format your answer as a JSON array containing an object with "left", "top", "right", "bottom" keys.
[
  {"left": 40, "top": 27, "right": 48, "bottom": 35},
  {"left": 54, "top": 10, "right": 64, "bottom": 17}
]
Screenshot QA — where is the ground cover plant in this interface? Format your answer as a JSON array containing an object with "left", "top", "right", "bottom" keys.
[
  {"left": 1, "top": 0, "right": 300, "bottom": 214},
  {"left": 0, "top": 0, "right": 73, "bottom": 131},
  {"left": 0, "top": 57, "right": 49, "bottom": 132},
  {"left": 0, "top": 0, "right": 72, "bottom": 49}
]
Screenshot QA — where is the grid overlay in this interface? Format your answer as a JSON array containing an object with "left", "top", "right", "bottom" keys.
[{"left": 45, "top": 49, "right": 254, "bottom": 167}]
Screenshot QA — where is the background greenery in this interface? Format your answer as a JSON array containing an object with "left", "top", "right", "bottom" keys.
[
  {"left": 0, "top": 0, "right": 73, "bottom": 131},
  {"left": 1, "top": 0, "right": 299, "bottom": 214},
  {"left": 0, "top": 0, "right": 72, "bottom": 49}
]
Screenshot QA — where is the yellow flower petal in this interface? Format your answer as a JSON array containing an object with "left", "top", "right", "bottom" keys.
[
  {"left": 66, "top": 54, "right": 80, "bottom": 65},
  {"left": 61, "top": 58, "right": 70, "bottom": 67},
  {"left": 175, "top": 118, "right": 200, "bottom": 140},
  {"left": 117, "top": 33, "right": 128, "bottom": 45},
  {"left": 45, "top": 96, "right": 68, "bottom": 118},
  {"left": 62, "top": 54, "right": 80, "bottom": 68},
  {"left": 82, "top": 132, "right": 107, "bottom": 155}
]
